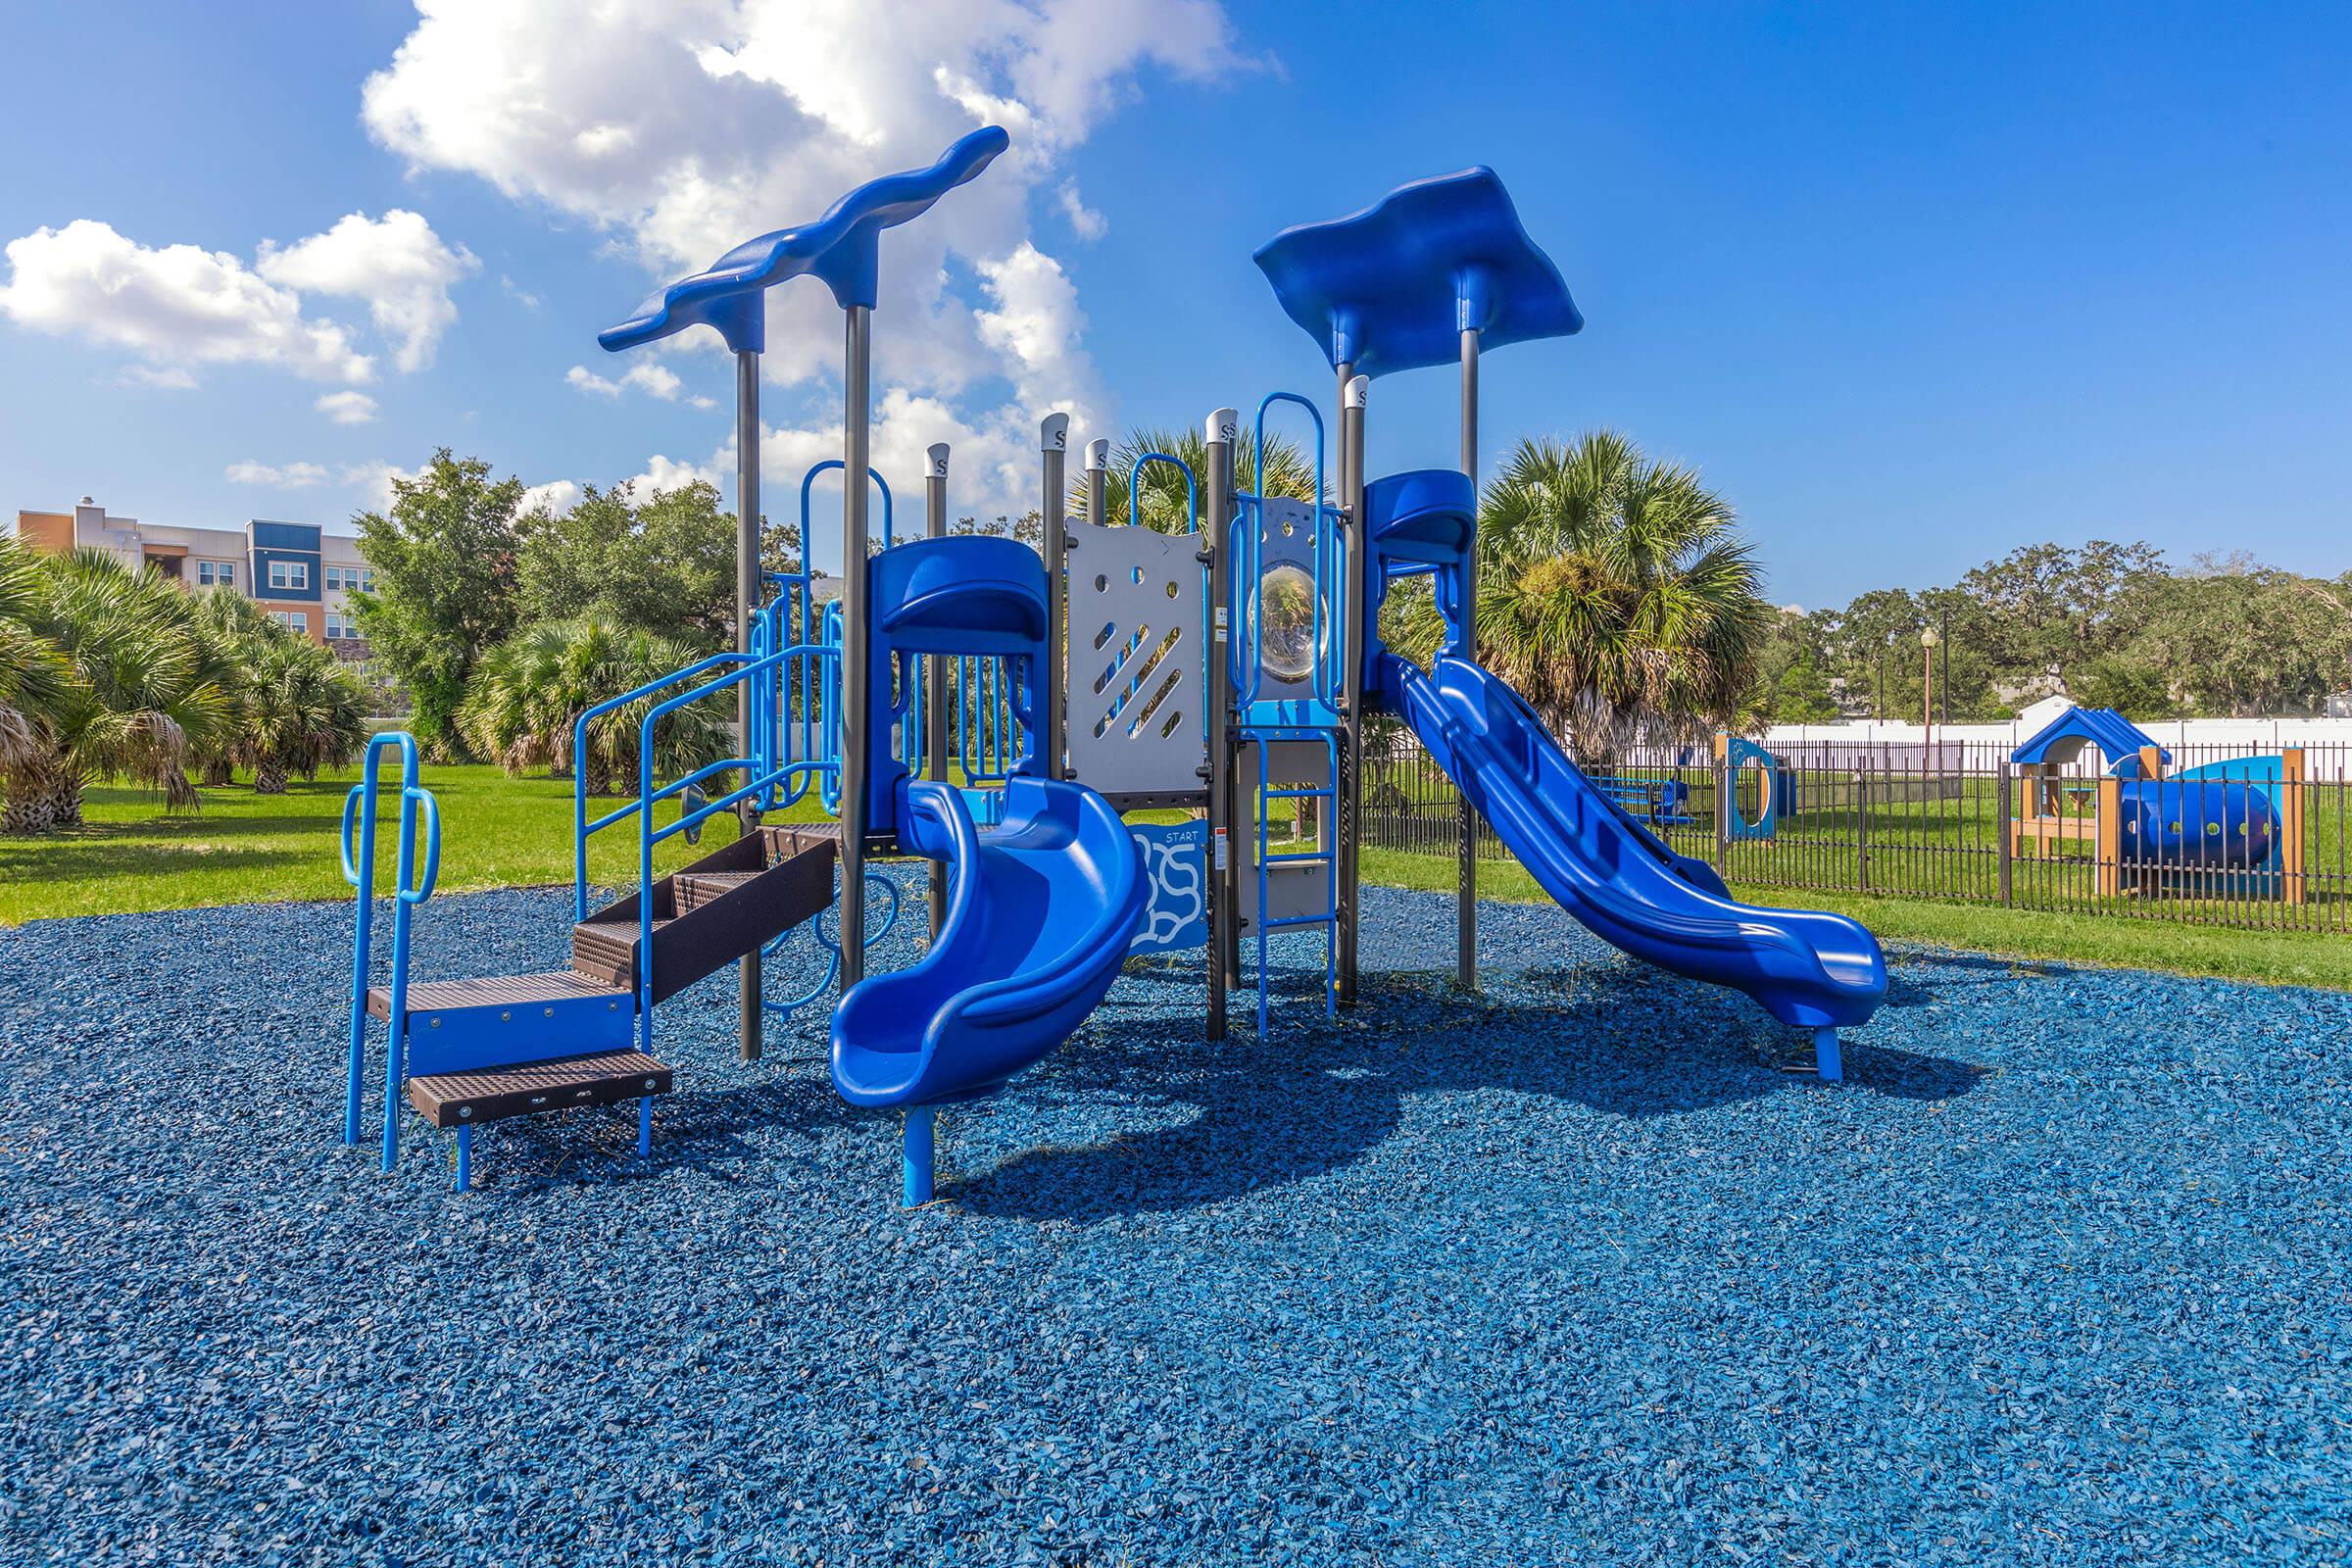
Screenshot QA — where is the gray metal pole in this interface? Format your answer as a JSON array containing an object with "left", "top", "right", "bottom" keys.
[
  {"left": 1337, "top": 368, "right": 1366, "bottom": 1005},
  {"left": 1084, "top": 438, "right": 1108, "bottom": 526},
  {"left": 1039, "top": 414, "right": 1069, "bottom": 780},
  {"left": 734, "top": 349, "right": 763, "bottom": 1059},
  {"left": 1455, "top": 328, "right": 1480, "bottom": 991},
  {"left": 925, "top": 442, "right": 950, "bottom": 942},
  {"left": 840, "top": 305, "right": 872, "bottom": 989},
  {"left": 1203, "top": 407, "right": 1238, "bottom": 1040}
]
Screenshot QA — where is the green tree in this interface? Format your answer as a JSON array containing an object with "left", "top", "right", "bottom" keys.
[
  {"left": 1, "top": 549, "right": 236, "bottom": 831},
  {"left": 348, "top": 451, "right": 524, "bottom": 757},
  {"left": 0, "top": 533, "right": 72, "bottom": 772},
  {"left": 459, "top": 616, "right": 728, "bottom": 794},
  {"left": 235, "top": 635, "right": 369, "bottom": 793},
  {"left": 1395, "top": 430, "right": 1771, "bottom": 764},
  {"left": 1956, "top": 539, "right": 2168, "bottom": 692},
  {"left": 2066, "top": 655, "right": 2178, "bottom": 720},
  {"left": 2132, "top": 557, "right": 2352, "bottom": 715},
  {"left": 514, "top": 479, "right": 738, "bottom": 651},
  {"left": 1074, "top": 427, "right": 1316, "bottom": 532}
]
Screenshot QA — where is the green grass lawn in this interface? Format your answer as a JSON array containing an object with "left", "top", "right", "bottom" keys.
[{"left": 8, "top": 765, "right": 2350, "bottom": 992}]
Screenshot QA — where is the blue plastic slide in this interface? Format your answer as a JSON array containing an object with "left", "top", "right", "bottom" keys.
[
  {"left": 1386, "top": 653, "right": 1886, "bottom": 1074},
  {"left": 831, "top": 774, "right": 1146, "bottom": 1110}
]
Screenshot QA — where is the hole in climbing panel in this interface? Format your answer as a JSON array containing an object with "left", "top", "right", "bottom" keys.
[
  {"left": 1131, "top": 565, "right": 1146, "bottom": 585},
  {"left": 1094, "top": 573, "right": 1108, "bottom": 593},
  {"left": 1164, "top": 580, "right": 1180, "bottom": 599},
  {"left": 1092, "top": 620, "right": 1115, "bottom": 652}
]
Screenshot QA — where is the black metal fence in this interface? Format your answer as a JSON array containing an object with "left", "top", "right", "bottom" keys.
[{"left": 1361, "top": 729, "right": 2352, "bottom": 935}]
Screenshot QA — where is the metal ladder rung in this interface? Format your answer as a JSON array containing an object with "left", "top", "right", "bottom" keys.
[
  {"left": 1263, "top": 913, "right": 1335, "bottom": 931},
  {"left": 1262, "top": 786, "right": 1332, "bottom": 802},
  {"left": 1264, "top": 850, "right": 1331, "bottom": 865}
]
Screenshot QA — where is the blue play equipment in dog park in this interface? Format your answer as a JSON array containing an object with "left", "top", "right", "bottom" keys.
[{"left": 341, "top": 125, "right": 1887, "bottom": 1201}]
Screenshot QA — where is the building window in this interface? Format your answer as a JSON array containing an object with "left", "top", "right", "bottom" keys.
[
  {"left": 198, "top": 562, "right": 216, "bottom": 586},
  {"left": 269, "top": 560, "right": 309, "bottom": 591},
  {"left": 270, "top": 610, "right": 310, "bottom": 634},
  {"left": 219, "top": 562, "right": 235, "bottom": 587},
  {"left": 325, "top": 565, "right": 347, "bottom": 590},
  {"left": 325, "top": 612, "right": 358, "bottom": 640},
  {"left": 360, "top": 569, "right": 374, "bottom": 591}
]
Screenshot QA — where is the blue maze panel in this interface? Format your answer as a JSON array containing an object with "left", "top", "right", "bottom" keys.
[
  {"left": 601, "top": 124, "right": 1010, "bottom": 355},
  {"left": 1253, "top": 168, "right": 1582, "bottom": 377},
  {"left": 1127, "top": 820, "right": 1207, "bottom": 956}
]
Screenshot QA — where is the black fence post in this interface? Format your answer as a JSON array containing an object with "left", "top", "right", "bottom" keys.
[
  {"left": 1713, "top": 748, "right": 1731, "bottom": 876},
  {"left": 1996, "top": 761, "right": 2013, "bottom": 906},
  {"left": 1854, "top": 765, "right": 1871, "bottom": 895}
]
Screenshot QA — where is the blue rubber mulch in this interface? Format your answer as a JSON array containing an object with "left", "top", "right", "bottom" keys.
[{"left": 4, "top": 873, "right": 2349, "bottom": 1566}]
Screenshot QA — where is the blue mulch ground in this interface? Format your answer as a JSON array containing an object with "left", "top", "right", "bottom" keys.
[{"left": 4, "top": 872, "right": 2349, "bottom": 1566}]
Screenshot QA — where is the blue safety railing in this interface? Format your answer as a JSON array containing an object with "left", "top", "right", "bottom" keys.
[
  {"left": 1233, "top": 392, "right": 1345, "bottom": 711},
  {"left": 341, "top": 732, "right": 442, "bottom": 1172}
]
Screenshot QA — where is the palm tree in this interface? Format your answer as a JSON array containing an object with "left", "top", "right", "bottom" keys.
[
  {"left": 235, "top": 636, "right": 368, "bottom": 793},
  {"left": 1073, "top": 426, "right": 1319, "bottom": 533},
  {"left": 0, "top": 534, "right": 72, "bottom": 774},
  {"left": 460, "top": 617, "right": 729, "bottom": 795},
  {"left": 1392, "top": 431, "right": 1771, "bottom": 767},
  {"left": 1, "top": 549, "right": 236, "bottom": 832}
]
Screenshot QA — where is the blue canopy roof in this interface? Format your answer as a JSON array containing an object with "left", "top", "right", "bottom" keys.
[
  {"left": 2010, "top": 707, "right": 2171, "bottom": 773},
  {"left": 600, "top": 125, "right": 1009, "bottom": 357},
  {"left": 1251, "top": 167, "right": 1581, "bottom": 377}
]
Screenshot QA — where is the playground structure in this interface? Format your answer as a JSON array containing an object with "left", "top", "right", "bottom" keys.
[
  {"left": 343, "top": 127, "right": 1888, "bottom": 1201},
  {"left": 2007, "top": 706, "right": 2305, "bottom": 900}
]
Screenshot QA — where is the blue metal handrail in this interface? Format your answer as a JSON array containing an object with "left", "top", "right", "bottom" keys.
[
  {"left": 801, "top": 461, "right": 895, "bottom": 558},
  {"left": 1236, "top": 392, "right": 1342, "bottom": 710},
  {"left": 340, "top": 731, "right": 441, "bottom": 1172}
]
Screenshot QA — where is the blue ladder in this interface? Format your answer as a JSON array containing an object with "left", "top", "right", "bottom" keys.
[{"left": 1247, "top": 729, "right": 1341, "bottom": 1035}]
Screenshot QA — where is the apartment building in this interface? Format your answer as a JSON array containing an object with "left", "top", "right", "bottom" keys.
[{"left": 12, "top": 497, "right": 374, "bottom": 657}]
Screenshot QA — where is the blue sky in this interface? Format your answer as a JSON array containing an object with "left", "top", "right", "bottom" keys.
[{"left": 1, "top": 1, "right": 2344, "bottom": 609}]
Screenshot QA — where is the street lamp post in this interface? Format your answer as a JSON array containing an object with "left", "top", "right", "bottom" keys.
[{"left": 1921, "top": 624, "right": 1941, "bottom": 762}]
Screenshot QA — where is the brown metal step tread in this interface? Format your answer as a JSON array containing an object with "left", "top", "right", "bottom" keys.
[
  {"left": 368, "top": 970, "right": 632, "bottom": 1021},
  {"left": 674, "top": 870, "right": 760, "bottom": 911},
  {"left": 763, "top": 822, "right": 841, "bottom": 854},
  {"left": 406, "top": 1050, "right": 672, "bottom": 1129}
]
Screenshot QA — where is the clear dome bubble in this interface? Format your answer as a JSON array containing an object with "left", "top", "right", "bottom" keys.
[{"left": 1254, "top": 564, "right": 1322, "bottom": 685}]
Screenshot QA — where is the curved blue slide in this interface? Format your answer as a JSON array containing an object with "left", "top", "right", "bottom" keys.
[
  {"left": 1388, "top": 653, "right": 1886, "bottom": 1075},
  {"left": 831, "top": 774, "right": 1146, "bottom": 1112}
]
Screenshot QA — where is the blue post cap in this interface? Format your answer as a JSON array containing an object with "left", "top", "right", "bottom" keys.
[
  {"left": 1252, "top": 167, "right": 1582, "bottom": 377},
  {"left": 599, "top": 124, "right": 1012, "bottom": 357}
]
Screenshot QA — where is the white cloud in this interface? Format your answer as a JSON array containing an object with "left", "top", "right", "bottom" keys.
[
  {"left": 342, "top": 461, "right": 423, "bottom": 513},
  {"left": 256, "top": 209, "right": 477, "bottom": 372},
  {"left": 519, "top": 478, "right": 582, "bottom": 514},
  {"left": 1055, "top": 179, "right": 1107, "bottom": 241},
  {"left": 226, "top": 460, "right": 331, "bottom": 488},
  {"left": 500, "top": 273, "right": 541, "bottom": 310},
  {"left": 118, "top": 364, "right": 200, "bottom": 391},
  {"left": 568, "top": 359, "right": 716, "bottom": 408},
  {"left": 624, "top": 453, "right": 722, "bottom": 495},
  {"left": 361, "top": 0, "right": 1251, "bottom": 518},
  {"left": 316, "top": 390, "right": 379, "bottom": 424},
  {"left": 0, "top": 220, "right": 373, "bottom": 384}
]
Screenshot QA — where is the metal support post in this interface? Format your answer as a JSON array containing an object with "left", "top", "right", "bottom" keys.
[
  {"left": 1085, "top": 438, "right": 1108, "bottom": 525},
  {"left": 840, "top": 306, "right": 872, "bottom": 989},
  {"left": 1337, "top": 368, "right": 1367, "bottom": 1004},
  {"left": 1040, "top": 414, "right": 1069, "bottom": 779},
  {"left": 1455, "top": 327, "right": 1480, "bottom": 991},
  {"left": 1204, "top": 408, "right": 1238, "bottom": 1039},
  {"left": 734, "top": 348, "right": 763, "bottom": 1056},
  {"left": 926, "top": 443, "right": 951, "bottom": 941}
]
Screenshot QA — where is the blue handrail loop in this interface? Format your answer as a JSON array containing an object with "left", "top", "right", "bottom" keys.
[{"left": 340, "top": 732, "right": 441, "bottom": 1170}]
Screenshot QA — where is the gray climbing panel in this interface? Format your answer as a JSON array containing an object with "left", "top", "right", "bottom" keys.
[{"left": 1063, "top": 516, "right": 1207, "bottom": 803}]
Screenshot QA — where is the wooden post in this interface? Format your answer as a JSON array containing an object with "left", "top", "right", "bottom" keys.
[
  {"left": 2281, "top": 747, "right": 2307, "bottom": 906},
  {"left": 2095, "top": 775, "right": 2122, "bottom": 899},
  {"left": 2137, "top": 743, "right": 2163, "bottom": 782}
]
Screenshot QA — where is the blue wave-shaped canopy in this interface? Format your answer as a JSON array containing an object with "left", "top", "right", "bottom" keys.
[
  {"left": 1252, "top": 167, "right": 1582, "bottom": 378},
  {"left": 600, "top": 124, "right": 1011, "bottom": 357}
]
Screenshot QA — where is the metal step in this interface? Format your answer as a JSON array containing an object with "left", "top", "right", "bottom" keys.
[
  {"left": 408, "top": 1050, "right": 671, "bottom": 1130},
  {"left": 570, "top": 824, "right": 837, "bottom": 1004},
  {"left": 368, "top": 970, "right": 636, "bottom": 1078}
]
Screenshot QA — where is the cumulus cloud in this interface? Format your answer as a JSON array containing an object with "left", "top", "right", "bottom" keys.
[
  {"left": 0, "top": 220, "right": 373, "bottom": 384},
  {"left": 316, "top": 390, "right": 379, "bottom": 424},
  {"left": 118, "top": 364, "right": 200, "bottom": 391},
  {"left": 256, "top": 209, "right": 477, "bottom": 372},
  {"left": 361, "top": 0, "right": 1250, "bottom": 518},
  {"left": 343, "top": 461, "right": 423, "bottom": 514},
  {"left": 225, "top": 460, "right": 332, "bottom": 487},
  {"left": 567, "top": 361, "right": 712, "bottom": 407},
  {"left": 519, "top": 478, "right": 582, "bottom": 515},
  {"left": 1055, "top": 179, "right": 1107, "bottom": 241}
]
